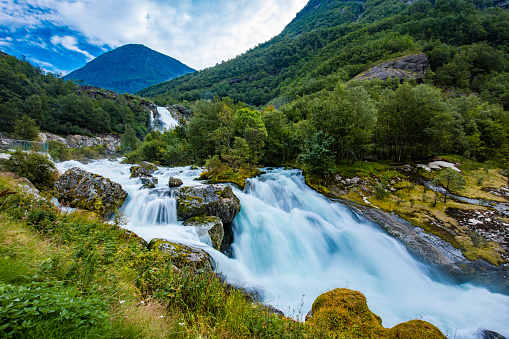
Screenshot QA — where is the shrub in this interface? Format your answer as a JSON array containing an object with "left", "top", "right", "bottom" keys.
[{"left": 3, "top": 151, "right": 58, "bottom": 190}]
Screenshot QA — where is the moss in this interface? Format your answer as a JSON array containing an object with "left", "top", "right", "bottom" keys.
[
  {"left": 388, "top": 319, "right": 446, "bottom": 339},
  {"left": 307, "top": 289, "right": 446, "bottom": 338}
]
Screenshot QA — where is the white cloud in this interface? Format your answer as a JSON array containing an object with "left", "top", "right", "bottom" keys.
[
  {"left": 50, "top": 35, "right": 95, "bottom": 61},
  {"left": 1, "top": 0, "right": 308, "bottom": 70}
]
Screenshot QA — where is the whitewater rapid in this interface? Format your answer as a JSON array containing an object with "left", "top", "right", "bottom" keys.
[{"left": 55, "top": 160, "right": 509, "bottom": 338}]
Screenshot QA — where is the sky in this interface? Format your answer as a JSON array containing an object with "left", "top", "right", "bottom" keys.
[{"left": 0, "top": 0, "right": 308, "bottom": 75}]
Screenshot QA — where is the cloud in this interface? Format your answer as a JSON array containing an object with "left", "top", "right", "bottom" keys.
[
  {"left": 0, "top": 0, "right": 308, "bottom": 70},
  {"left": 50, "top": 35, "right": 95, "bottom": 61}
]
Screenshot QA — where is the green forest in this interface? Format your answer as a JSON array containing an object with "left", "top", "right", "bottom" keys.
[
  {"left": 126, "top": 0, "right": 509, "bottom": 177},
  {"left": 0, "top": 52, "right": 151, "bottom": 139}
]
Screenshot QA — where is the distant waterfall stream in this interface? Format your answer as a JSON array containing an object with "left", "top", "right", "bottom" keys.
[{"left": 56, "top": 160, "right": 509, "bottom": 338}]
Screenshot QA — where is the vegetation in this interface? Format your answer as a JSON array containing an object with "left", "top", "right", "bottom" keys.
[
  {"left": 0, "top": 53, "right": 151, "bottom": 137},
  {"left": 138, "top": 0, "right": 509, "bottom": 110},
  {"left": 1, "top": 151, "right": 58, "bottom": 190},
  {"left": 0, "top": 172, "right": 328, "bottom": 338}
]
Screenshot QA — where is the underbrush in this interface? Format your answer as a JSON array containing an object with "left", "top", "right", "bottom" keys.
[{"left": 0, "top": 173, "right": 328, "bottom": 338}]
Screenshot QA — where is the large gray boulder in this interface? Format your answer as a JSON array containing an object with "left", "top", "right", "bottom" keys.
[
  {"left": 183, "top": 215, "right": 224, "bottom": 250},
  {"left": 173, "top": 185, "right": 241, "bottom": 223},
  {"left": 353, "top": 53, "right": 429, "bottom": 82},
  {"left": 147, "top": 238, "right": 212, "bottom": 269},
  {"left": 54, "top": 167, "right": 127, "bottom": 218}
]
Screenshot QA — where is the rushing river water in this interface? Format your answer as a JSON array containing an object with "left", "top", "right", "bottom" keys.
[{"left": 55, "top": 160, "right": 509, "bottom": 338}]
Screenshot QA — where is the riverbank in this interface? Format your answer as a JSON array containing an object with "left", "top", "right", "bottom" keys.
[{"left": 304, "top": 157, "right": 509, "bottom": 292}]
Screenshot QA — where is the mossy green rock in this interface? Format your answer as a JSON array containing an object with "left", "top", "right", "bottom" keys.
[
  {"left": 183, "top": 215, "right": 224, "bottom": 250},
  {"left": 129, "top": 161, "right": 158, "bottom": 178},
  {"left": 168, "top": 177, "right": 183, "bottom": 187},
  {"left": 173, "top": 185, "right": 240, "bottom": 224},
  {"left": 306, "top": 288, "right": 445, "bottom": 338},
  {"left": 147, "top": 238, "right": 212, "bottom": 269},
  {"left": 54, "top": 167, "right": 127, "bottom": 218}
]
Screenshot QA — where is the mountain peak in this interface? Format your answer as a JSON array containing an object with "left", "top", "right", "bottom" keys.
[{"left": 63, "top": 44, "right": 194, "bottom": 94}]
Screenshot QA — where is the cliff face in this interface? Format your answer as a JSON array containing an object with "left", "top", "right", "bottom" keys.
[{"left": 353, "top": 53, "right": 429, "bottom": 82}]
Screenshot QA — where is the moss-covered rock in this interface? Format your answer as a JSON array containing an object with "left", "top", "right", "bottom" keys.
[
  {"left": 306, "top": 288, "right": 446, "bottom": 338},
  {"left": 147, "top": 238, "right": 212, "bottom": 270},
  {"left": 173, "top": 185, "right": 241, "bottom": 224},
  {"left": 130, "top": 161, "right": 158, "bottom": 178},
  {"left": 54, "top": 167, "right": 127, "bottom": 218},
  {"left": 168, "top": 177, "right": 183, "bottom": 188},
  {"left": 183, "top": 215, "right": 224, "bottom": 250},
  {"left": 388, "top": 319, "right": 446, "bottom": 339}
]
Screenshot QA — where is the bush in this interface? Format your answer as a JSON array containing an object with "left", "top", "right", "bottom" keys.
[
  {"left": 3, "top": 151, "right": 58, "bottom": 190},
  {"left": 48, "top": 141, "right": 72, "bottom": 161}
]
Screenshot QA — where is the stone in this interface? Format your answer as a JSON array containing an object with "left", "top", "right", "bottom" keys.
[
  {"left": 147, "top": 238, "right": 212, "bottom": 269},
  {"left": 130, "top": 161, "right": 158, "bottom": 178},
  {"left": 306, "top": 288, "right": 445, "bottom": 338},
  {"left": 173, "top": 184, "right": 241, "bottom": 224},
  {"left": 353, "top": 53, "right": 429, "bottom": 82},
  {"left": 481, "top": 330, "right": 506, "bottom": 339},
  {"left": 168, "top": 177, "right": 183, "bottom": 187},
  {"left": 54, "top": 167, "right": 127, "bottom": 218},
  {"left": 139, "top": 176, "right": 158, "bottom": 189},
  {"left": 183, "top": 215, "right": 224, "bottom": 250}
]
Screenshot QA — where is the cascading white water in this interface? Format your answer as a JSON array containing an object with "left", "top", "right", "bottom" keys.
[
  {"left": 56, "top": 160, "right": 509, "bottom": 338},
  {"left": 153, "top": 107, "right": 179, "bottom": 130}
]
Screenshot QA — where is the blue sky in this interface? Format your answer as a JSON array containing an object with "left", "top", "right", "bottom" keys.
[{"left": 0, "top": 0, "right": 308, "bottom": 75}]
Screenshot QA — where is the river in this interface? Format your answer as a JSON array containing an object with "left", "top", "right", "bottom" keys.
[{"left": 56, "top": 160, "right": 509, "bottom": 338}]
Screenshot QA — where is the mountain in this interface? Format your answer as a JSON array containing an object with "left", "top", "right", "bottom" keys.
[
  {"left": 64, "top": 44, "right": 194, "bottom": 94},
  {"left": 137, "top": 0, "right": 509, "bottom": 108}
]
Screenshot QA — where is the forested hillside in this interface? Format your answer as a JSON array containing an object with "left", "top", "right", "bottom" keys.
[
  {"left": 138, "top": 0, "right": 509, "bottom": 110},
  {"left": 0, "top": 52, "right": 152, "bottom": 138}
]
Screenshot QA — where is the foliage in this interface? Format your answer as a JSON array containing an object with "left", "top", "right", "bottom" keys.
[
  {"left": 434, "top": 168, "right": 466, "bottom": 202},
  {"left": 120, "top": 125, "right": 139, "bottom": 153},
  {"left": 0, "top": 283, "right": 109, "bottom": 338},
  {"left": 13, "top": 116, "right": 40, "bottom": 141},
  {"left": 3, "top": 151, "right": 57, "bottom": 190},
  {"left": 0, "top": 173, "right": 331, "bottom": 339},
  {"left": 0, "top": 53, "right": 151, "bottom": 136},
  {"left": 138, "top": 0, "right": 509, "bottom": 109},
  {"left": 300, "top": 131, "right": 335, "bottom": 175}
]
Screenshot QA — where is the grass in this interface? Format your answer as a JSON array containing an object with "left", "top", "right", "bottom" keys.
[{"left": 0, "top": 172, "right": 331, "bottom": 338}]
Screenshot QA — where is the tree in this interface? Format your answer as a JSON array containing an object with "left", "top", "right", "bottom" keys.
[
  {"left": 300, "top": 131, "right": 335, "bottom": 175},
  {"left": 14, "top": 116, "right": 40, "bottom": 141},
  {"left": 434, "top": 168, "right": 466, "bottom": 203},
  {"left": 121, "top": 126, "right": 139, "bottom": 153},
  {"left": 309, "top": 83, "right": 377, "bottom": 163},
  {"left": 234, "top": 107, "right": 267, "bottom": 164},
  {"left": 376, "top": 83, "right": 448, "bottom": 162}
]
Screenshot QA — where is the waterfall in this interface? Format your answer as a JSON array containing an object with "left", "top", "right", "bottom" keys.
[
  {"left": 56, "top": 160, "right": 509, "bottom": 338},
  {"left": 152, "top": 107, "right": 179, "bottom": 131}
]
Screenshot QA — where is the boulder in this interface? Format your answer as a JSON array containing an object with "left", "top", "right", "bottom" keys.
[
  {"left": 147, "top": 238, "right": 212, "bottom": 269},
  {"left": 130, "top": 161, "right": 158, "bottom": 178},
  {"left": 168, "top": 177, "right": 183, "bottom": 188},
  {"left": 183, "top": 215, "right": 224, "bottom": 250},
  {"left": 173, "top": 185, "right": 241, "bottom": 224},
  {"left": 140, "top": 176, "right": 158, "bottom": 189},
  {"left": 306, "top": 288, "right": 445, "bottom": 338},
  {"left": 54, "top": 167, "right": 127, "bottom": 218},
  {"left": 481, "top": 330, "right": 506, "bottom": 339},
  {"left": 353, "top": 53, "right": 429, "bottom": 82}
]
